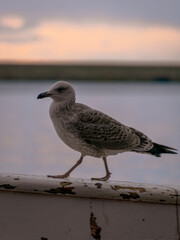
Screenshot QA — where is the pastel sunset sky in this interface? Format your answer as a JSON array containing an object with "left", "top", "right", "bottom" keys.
[{"left": 0, "top": 0, "right": 180, "bottom": 63}]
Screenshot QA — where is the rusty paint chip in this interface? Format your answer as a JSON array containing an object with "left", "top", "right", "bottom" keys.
[
  {"left": 120, "top": 192, "right": 140, "bottom": 200},
  {"left": 60, "top": 181, "right": 72, "bottom": 187},
  {"left": 0, "top": 184, "right": 16, "bottom": 189},
  {"left": 13, "top": 178, "right": 20, "bottom": 180},
  {"left": 90, "top": 212, "right": 101, "bottom": 240},
  {"left": 111, "top": 185, "right": 146, "bottom": 193},
  {"left": 95, "top": 183, "right": 102, "bottom": 189},
  {"left": 170, "top": 194, "right": 180, "bottom": 197},
  {"left": 45, "top": 187, "right": 76, "bottom": 195}
]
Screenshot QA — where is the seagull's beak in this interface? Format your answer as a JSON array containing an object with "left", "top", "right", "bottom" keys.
[{"left": 37, "top": 91, "right": 51, "bottom": 99}]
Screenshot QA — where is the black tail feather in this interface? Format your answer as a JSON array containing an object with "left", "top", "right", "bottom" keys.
[{"left": 147, "top": 142, "right": 177, "bottom": 157}]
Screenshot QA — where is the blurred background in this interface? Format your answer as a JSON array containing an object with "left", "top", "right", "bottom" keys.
[{"left": 0, "top": 0, "right": 179, "bottom": 185}]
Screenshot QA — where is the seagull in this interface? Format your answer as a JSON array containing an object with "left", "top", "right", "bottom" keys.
[{"left": 37, "top": 81, "right": 177, "bottom": 181}]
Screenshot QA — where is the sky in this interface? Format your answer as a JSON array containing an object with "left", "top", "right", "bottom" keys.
[{"left": 0, "top": 0, "right": 180, "bottom": 63}]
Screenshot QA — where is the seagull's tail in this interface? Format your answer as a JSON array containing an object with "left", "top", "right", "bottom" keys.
[{"left": 147, "top": 142, "right": 177, "bottom": 157}]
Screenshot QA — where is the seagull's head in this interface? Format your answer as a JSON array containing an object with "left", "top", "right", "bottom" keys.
[{"left": 37, "top": 81, "right": 76, "bottom": 104}]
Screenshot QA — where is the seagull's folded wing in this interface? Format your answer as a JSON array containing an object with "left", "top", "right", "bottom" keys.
[{"left": 74, "top": 108, "right": 150, "bottom": 151}]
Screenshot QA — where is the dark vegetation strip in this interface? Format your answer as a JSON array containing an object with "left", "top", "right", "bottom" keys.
[{"left": 0, "top": 63, "right": 180, "bottom": 81}]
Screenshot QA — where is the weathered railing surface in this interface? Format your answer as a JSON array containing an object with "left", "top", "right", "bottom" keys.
[{"left": 0, "top": 172, "right": 179, "bottom": 240}]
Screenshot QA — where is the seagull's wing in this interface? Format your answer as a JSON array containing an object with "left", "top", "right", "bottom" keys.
[{"left": 74, "top": 108, "right": 152, "bottom": 151}]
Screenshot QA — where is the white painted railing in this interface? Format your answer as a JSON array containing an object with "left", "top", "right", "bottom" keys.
[{"left": 0, "top": 172, "right": 179, "bottom": 240}]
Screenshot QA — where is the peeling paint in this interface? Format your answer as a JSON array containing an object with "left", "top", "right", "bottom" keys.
[
  {"left": 13, "top": 178, "right": 20, "bottom": 180},
  {"left": 90, "top": 212, "right": 101, "bottom": 240},
  {"left": 45, "top": 187, "right": 76, "bottom": 195},
  {"left": 111, "top": 185, "right": 146, "bottom": 193},
  {"left": 170, "top": 194, "right": 180, "bottom": 198},
  {"left": 60, "top": 181, "right": 72, "bottom": 187},
  {"left": 120, "top": 192, "right": 140, "bottom": 200},
  {"left": 0, "top": 184, "right": 16, "bottom": 189},
  {"left": 95, "top": 183, "right": 102, "bottom": 189},
  {"left": 0, "top": 173, "right": 179, "bottom": 205}
]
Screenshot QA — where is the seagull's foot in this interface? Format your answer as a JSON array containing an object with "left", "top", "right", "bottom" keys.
[
  {"left": 47, "top": 174, "right": 69, "bottom": 179},
  {"left": 91, "top": 173, "right": 111, "bottom": 181}
]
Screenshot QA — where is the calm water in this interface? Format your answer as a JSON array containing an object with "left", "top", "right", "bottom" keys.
[{"left": 0, "top": 81, "right": 179, "bottom": 185}]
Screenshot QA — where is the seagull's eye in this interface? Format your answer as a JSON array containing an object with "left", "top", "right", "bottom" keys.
[{"left": 57, "top": 87, "right": 66, "bottom": 93}]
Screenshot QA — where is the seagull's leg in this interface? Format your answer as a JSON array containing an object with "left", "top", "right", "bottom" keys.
[
  {"left": 91, "top": 157, "right": 111, "bottom": 181},
  {"left": 48, "top": 155, "right": 84, "bottom": 179}
]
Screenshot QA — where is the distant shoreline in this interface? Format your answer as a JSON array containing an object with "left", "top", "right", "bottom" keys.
[{"left": 0, "top": 63, "right": 180, "bottom": 81}]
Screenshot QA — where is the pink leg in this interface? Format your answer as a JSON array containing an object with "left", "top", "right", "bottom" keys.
[
  {"left": 92, "top": 157, "right": 111, "bottom": 181},
  {"left": 48, "top": 155, "right": 84, "bottom": 179}
]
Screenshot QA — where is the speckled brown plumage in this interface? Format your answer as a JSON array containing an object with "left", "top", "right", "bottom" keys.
[{"left": 37, "top": 81, "right": 177, "bottom": 181}]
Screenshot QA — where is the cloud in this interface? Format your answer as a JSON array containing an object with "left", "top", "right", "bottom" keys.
[
  {"left": 0, "top": 16, "right": 25, "bottom": 29},
  {"left": 1, "top": 0, "right": 180, "bottom": 28},
  {"left": 0, "top": 22, "right": 40, "bottom": 43},
  {"left": 0, "top": 1, "right": 180, "bottom": 61},
  {"left": 0, "top": 21, "right": 180, "bottom": 61}
]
